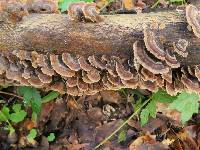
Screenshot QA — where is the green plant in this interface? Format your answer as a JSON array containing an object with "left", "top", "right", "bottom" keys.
[
  {"left": 47, "top": 133, "right": 56, "bottom": 142},
  {"left": 151, "top": 0, "right": 186, "bottom": 9},
  {"left": 42, "top": 91, "right": 60, "bottom": 103},
  {"left": 58, "top": 0, "right": 93, "bottom": 12},
  {"left": 117, "top": 130, "right": 127, "bottom": 143},
  {"left": 27, "top": 128, "right": 37, "bottom": 141},
  {"left": 0, "top": 104, "right": 27, "bottom": 134},
  {"left": 140, "top": 90, "right": 199, "bottom": 125}
]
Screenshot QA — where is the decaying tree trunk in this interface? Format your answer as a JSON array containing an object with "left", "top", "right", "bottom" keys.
[
  {"left": 0, "top": 10, "right": 199, "bottom": 65},
  {"left": 0, "top": 5, "right": 200, "bottom": 96}
]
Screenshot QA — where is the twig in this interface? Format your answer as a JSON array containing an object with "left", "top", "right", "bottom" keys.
[
  {"left": 151, "top": 0, "right": 161, "bottom": 9},
  {"left": 0, "top": 91, "right": 23, "bottom": 100},
  {"left": 94, "top": 98, "right": 151, "bottom": 149}
]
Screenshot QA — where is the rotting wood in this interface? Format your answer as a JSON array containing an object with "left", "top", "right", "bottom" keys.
[{"left": 0, "top": 3, "right": 200, "bottom": 96}]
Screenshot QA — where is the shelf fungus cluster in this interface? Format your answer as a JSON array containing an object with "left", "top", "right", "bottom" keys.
[{"left": 0, "top": 2, "right": 200, "bottom": 96}]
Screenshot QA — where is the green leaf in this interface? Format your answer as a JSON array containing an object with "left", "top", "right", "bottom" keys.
[
  {"left": 9, "top": 110, "right": 27, "bottom": 123},
  {"left": 140, "top": 99, "right": 157, "bottom": 126},
  {"left": 18, "top": 86, "right": 42, "bottom": 114},
  {"left": 27, "top": 129, "right": 37, "bottom": 141},
  {"left": 47, "top": 133, "right": 56, "bottom": 142},
  {"left": 152, "top": 89, "right": 177, "bottom": 103},
  {"left": 58, "top": 0, "right": 82, "bottom": 12},
  {"left": 42, "top": 91, "right": 60, "bottom": 103},
  {"left": 0, "top": 106, "right": 10, "bottom": 122},
  {"left": 117, "top": 130, "right": 126, "bottom": 143},
  {"left": 58, "top": 0, "right": 93, "bottom": 12},
  {"left": 12, "top": 104, "right": 22, "bottom": 112},
  {"left": 168, "top": 92, "right": 199, "bottom": 124}
]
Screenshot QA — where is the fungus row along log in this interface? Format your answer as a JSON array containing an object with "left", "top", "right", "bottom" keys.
[{"left": 0, "top": 2, "right": 200, "bottom": 96}]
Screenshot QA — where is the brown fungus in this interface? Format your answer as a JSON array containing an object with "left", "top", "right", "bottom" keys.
[
  {"left": 78, "top": 56, "right": 93, "bottom": 72},
  {"left": 166, "top": 81, "right": 177, "bottom": 96},
  {"left": 36, "top": 70, "right": 52, "bottom": 84},
  {"left": 13, "top": 50, "right": 31, "bottom": 61},
  {"left": 195, "top": 65, "right": 200, "bottom": 81},
  {"left": 82, "top": 2, "right": 102, "bottom": 22},
  {"left": 28, "top": 74, "right": 45, "bottom": 87},
  {"left": 66, "top": 77, "right": 78, "bottom": 87},
  {"left": 173, "top": 39, "right": 189, "bottom": 57},
  {"left": 186, "top": 5, "right": 200, "bottom": 38},
  {"left": 6, "top": 62, "right": 22, "bottom": 82},
  {"left": 86, "top": 68, "right": 101, "bottom": 83},
  {"left": 50, "top": 81, "right": 66, "bottom": 94},
  {"left": 139, "top": 79, "right": 157, "bottom": 92},
  {"left": 162, "top": 70, "right": 172, "bottom": 83},
  {"left": 143, "top": 27, "right": 166, "bottom": 60},
  {"left": 140, "top": 68, "right": 157, "bottom": 81},
  {"left": 50, "top": 54, "right": 75, "bottom": 77},
  {"left": 133, "top": 41, "right": 169, "bottom": 74},
  {"left": 107, "top": 74, "right": 123, "bottom": 86},
  {"left": 165, "top": 50, "right": 180, "bottom": 68},
  {"left": 88, "top": 55, "right": 106, "bottom": 69},
  {"left": 68, "top": 2, "right": 85, "bottom": 21},
  {"left": 82, "top": 71, "right": 94, "bottom": 84},
  {"left": 121, "top": 78, "right": 138, "bottom": 88},
  {"left": 115, "top": 61, "right": 133, "bottom": 80},
  {"left": 62, "top": 53, "right": 80, "bottom": 71},
  {"left": 77, "top": 79, "right": 89, "bottom": 92},
  {"left": 181, "top": 74, "right": 199, "bottom": 92}
]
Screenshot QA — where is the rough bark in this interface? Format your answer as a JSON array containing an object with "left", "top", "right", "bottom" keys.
[{"left": 0, "top": 9, "right": 199, "bottom": 66}]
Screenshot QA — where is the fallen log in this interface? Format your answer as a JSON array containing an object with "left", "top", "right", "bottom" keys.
[{"left": 0, "top": 4, "right": 200, "bottom": 96}]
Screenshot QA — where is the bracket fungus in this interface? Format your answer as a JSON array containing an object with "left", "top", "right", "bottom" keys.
[
  {"left": 143, "top": 27, "right": 166, "bottom": 60},
  {"left": 133, "top": 41, "right": 169, "bottom": 74},
  {"left": 173, "top": 39, "right": 189, "bottom": 57},
  {"left": 68, "top": 2, "right": 102, "bottom": 22},
  {"left": 186, "top": 4, "right": 200, "bottom": 38}
]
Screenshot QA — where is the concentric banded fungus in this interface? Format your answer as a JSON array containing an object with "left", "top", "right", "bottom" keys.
[
  {"left": 116, "top": 61, "right": 133, "bottom": 80},
  {"left": 186, "top": 5, "right": 200, "bottom": 38},
  {"left": 66, "top": 77, "right": 78, "bottom": 87},
  {"left": 102, "top": 76, "right": 119, "bottom": 90},
  {"left": 86, "top": 69, "right": 101, "bottom": 83},
  {"left": 50, "top": 81, "right": 65, "bottom": 94},
  {"left": 195, "top": 65, "right": 200, "bottom": 81},
  {"left": 105, "top": 64, "right": 118, "bottom": 77},
  {"left": 165, "top": 50, "right": 180, "bottom": 68},
  {"left": 139, "top": 79, "right": 157, "bottom": 92},
  {"left": 82, "top": 71, "right": 94, "bottom": 84},
  {"left": 107, "top": 74, "right": 123, "bottom": 86},
  {"left": 82, "top": 2, "right": 102, "bottom": 22},
  {"left": 13, "top": 50, "right": 31, "bottom": 61},
  {"left": 143, "top": 27, "right": 166, "bottom": 60},
  {"left": 155, "top": 75, "right": 164, "bottom": 88},
  {"left": 67, "top": 2, "right": 85, "bottom": 21},
  {"left": 28, "top": 74, "right": 44, "bottom": 87},
  {"left": 140, "top": 68, "right": 157, "bottom": 81},
  {"left": 162, "top": 70, "right": 172, "bottom": 83},
  {"left": 26, "top": 0, "right": 59, "bottom": 13},
  {"left": 181, "top": 74, "right": 199, "bottom": 92},
  {"left": 78, "top": 56, "right": 93, "bottom": 72},
  {"left": 37, "top": 55, "right": 54, "bottom": 76},
  {"left": 77, "top": 79, "right": 88, "bottom": 91},
  {"left": 121, "top": 78, "right": 138, "bottom": 88},
  {"left": 166, "top": 81, "right": 177, "bottom": 96},
  {"left": 88, "top": 55, "right": 106, "bottom": 69},
  {"left": 67, "top": 86, "right": 81, "bottom": 96},
  {"left": 62, "top": 53, "right": 80, "bottom": 71},
  {"left": 36, "top": 70, "right": 52, "bottom": 84},
  {"left": 133, "top": 41, "right": 169, "bottom": 74},
  {"left": 6, "top": 62, "right": 22, "bottom": 82},
  {"left": 173, "top": 39, "right": 189, "bottom": 57},
  {"left": 50, "top": 54, "right": 75, "bottom": 77}
]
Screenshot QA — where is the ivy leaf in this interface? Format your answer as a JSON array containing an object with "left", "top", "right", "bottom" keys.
[
  {"left": 27, "top": 129, "right": 37, "bottom": 141},
  {"left": 47, "top": 133, "right": 56, "bottom": 142},
  {"left": 0, "top": 106, "right": 10, "bottom": 122},
  {"left": 168, "top": 92, "right": 199, "bottom": 124},
  {"left": 152, "top": 89, "right": 177, "bottom": 103},
  {"left": 140, "top": 99, "right": 157, "bottom": 126}
]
